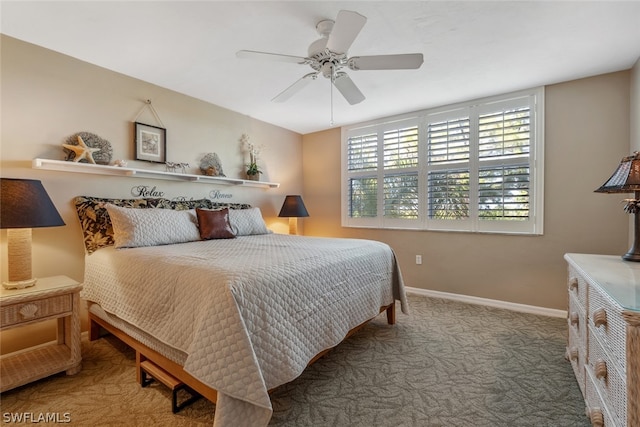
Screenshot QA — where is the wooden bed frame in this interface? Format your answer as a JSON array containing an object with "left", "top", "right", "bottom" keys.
[{"left": 89, "top": 302, "right": 396, "bottom": 406}]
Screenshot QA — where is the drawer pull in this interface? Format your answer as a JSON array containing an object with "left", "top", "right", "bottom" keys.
[
  {"left": 18, "top": 303, "right": 39, "bottom": 320},
  {"left": 570, "top": 312, "right": 579, "bottom": 327},
  {"left": 594, "top": 359, "right": 608, "bottom": 380},
  {"left": 567, "top": 347, "right": 578, "bottom": 362},
  {"left": 569, "top": 278, "right": 578, "bottom": 291},
  {"left": 585, "top": 406, "right": 604, "bottom": 426},
  {"left": 593, "top": 308, "right": 607, "bottom": 328}
]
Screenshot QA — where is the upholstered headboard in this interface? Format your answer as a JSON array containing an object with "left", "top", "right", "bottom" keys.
[{"left": 73, "top": 196, "right": 251, "bottom": 254}]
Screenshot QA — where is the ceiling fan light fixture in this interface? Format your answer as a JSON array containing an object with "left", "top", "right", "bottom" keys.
[{"left": 320, "top": 61, "right": 336, "bottom": 78}]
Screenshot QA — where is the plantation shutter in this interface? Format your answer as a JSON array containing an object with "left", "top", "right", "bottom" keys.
[
  {"left": 426, "top": 113, "right": 471, "bottom": 222},
  {"left": 477, "top": 104, "right": 532, "bottom": 222},
  {"left": 383, "top": 126, "right": 419, "bottom": 219},
  {"left": 349, "top": 177, "right": 377, "bottom": 218},
  {"left": 347, "top": 133, "right": 378, "bottom": 171},
  {"left": 478, "top": 165, "right": 530, "bottom": 219},
  {"left": 346, "top": 133, "right": 378, "bottom": 219},
  {"left": 478, "top": 107, "right": 530, "bottom": 160}
]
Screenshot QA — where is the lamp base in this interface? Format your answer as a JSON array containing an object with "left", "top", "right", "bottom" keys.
[
  {"left": 2, "top": 278, "right": 38, "bottom": 290},
  {"left": 289, "top": 217, "right": 299, "bottom": 235},
  {"left": 622, "top": 208, "right": 640, "bottom": 262}
]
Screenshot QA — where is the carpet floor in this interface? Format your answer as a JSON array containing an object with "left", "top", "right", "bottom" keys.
[{"left": 1, "top": 294, "right": 589, "bottom": 426}]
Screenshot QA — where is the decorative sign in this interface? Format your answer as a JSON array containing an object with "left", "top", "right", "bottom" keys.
[
  {"left": 131, "top": 185, "right": 164, "bottom": 198},
  {"left": 210, "top": 190, "right": 233, "bottom": 199}
]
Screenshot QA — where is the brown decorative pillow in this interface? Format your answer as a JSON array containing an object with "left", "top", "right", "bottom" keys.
[{"left": 196, "top": 208, "right": 236, "bottom": 240}]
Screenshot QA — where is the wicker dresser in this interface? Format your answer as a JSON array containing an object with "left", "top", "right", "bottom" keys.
[{"left": 565, "top": 253, "right": 640, "bottom": 427}]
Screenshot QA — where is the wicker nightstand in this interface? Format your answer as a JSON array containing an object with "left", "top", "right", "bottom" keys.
[{"left": 0, "top": 276, "right": 83, "bottom": 392}]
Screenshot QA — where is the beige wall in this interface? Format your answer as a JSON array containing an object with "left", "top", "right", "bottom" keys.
[
  {"left": 303, "top": 71, "right": 632, "bottom": 310},
  {"left": 0, "top": 36, "right": 303, "bottom": 353},
  {"left": 632, "top": 57, "right": 640, "bottom": 153},
  {"left": 629, "top": 57, "right": 640, "bottom": 247}
]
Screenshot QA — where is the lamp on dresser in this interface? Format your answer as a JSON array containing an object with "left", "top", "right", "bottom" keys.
[
  {"left": 0, "top": 178, "right": 65, "bottom": 289},
  {"left": 595, "top": 152, "right": 640, "bottom": 262},
  {"left": 278, "top": 195, "right": 309, "bottom": 235}
]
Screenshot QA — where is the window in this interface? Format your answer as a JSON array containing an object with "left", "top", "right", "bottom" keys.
[{"left": 342, "top": 88, "right": 544, "bottom": 234}]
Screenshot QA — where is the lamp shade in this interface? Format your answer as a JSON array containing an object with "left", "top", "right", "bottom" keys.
[
  {"left": 278, "top": 195, "right": 309, "bottom": 218},
  {"left": 1, "top": 178, "right": 65, "bottom": 229},
  {"left": 594, "top": 152, "right": 640, "bottom": 193}
]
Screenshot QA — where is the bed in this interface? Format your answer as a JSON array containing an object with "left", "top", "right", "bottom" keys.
[{"left": 74, "top": 196, "right": 408, "bottom": 427}]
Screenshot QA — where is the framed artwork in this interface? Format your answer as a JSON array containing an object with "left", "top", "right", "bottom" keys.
[{"left": 134, "top": 122, "right": 166, "bottom": 163}]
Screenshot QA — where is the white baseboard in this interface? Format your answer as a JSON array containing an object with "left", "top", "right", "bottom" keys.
[{"left": 405, "top": 287, "right": 567, "bottom": 318}]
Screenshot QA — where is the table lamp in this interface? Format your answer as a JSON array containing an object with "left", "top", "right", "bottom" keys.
[
  {"left": 1, "top": 178, "right": 66, "bottom": 289},
  {"left": 594, "top": 152, "right": 640, "bottom": 262},
  {"left": 278, "top": 195, "right": 309, "bottom": 235}
]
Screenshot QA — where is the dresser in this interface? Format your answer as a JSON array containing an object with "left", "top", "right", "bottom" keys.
[{"left": 565, "top": 254, "right": 640, "bottom": 427}]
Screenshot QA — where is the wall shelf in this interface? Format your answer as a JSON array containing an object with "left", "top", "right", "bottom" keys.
[{"left": 32, "top": 158, "right": 280, "bottom": 188}]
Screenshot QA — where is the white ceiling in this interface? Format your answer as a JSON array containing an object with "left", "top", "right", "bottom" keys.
[{"left": 2, "top": 1, "right": 640, "bottom": 134}]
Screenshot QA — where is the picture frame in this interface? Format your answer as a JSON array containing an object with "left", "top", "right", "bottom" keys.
[{"left": 134, "top": 122, "right": 166, "bottom": 163}]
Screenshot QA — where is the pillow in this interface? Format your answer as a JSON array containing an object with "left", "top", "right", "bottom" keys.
[
  {"left": 211, "top": 202, "right": 252, "bottom": 210},
  {"left": 105, "top": 204, "right": 201, "bottom": 248},
  {"left": 196, "top": 208, "right": 236, "bottom": 240},
  {"left": 228, "top": 207, "right": 271, "bottom": 236},
  {"left": 74, "top": 196, "right": 214, "bottom": 254}
]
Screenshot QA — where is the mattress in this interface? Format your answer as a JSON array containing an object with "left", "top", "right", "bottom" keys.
[{"left": 82, "top": 233, "right": 407, "bottom": 427}]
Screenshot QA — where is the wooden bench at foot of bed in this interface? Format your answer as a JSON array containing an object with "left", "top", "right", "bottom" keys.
[{"left": 89, "top": 302, "right": 396, "bottom": 405}]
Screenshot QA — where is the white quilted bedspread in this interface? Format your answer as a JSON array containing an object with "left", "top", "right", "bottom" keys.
[{"left": 82, "top": 234, "right": 408, "bottom": 427}]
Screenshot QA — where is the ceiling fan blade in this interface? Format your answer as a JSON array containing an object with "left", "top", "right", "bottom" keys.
[
  {"left": 348, "top": 53, "right": 424, "bottom": 70},
  {"left": 333, "top": 72, "right": 365, "bottom": 105},
  {"left": 326, "top": 10, "right": 367, "bottom": 54},
  {"left": 272, "top": 73, "right": 318, "bottom": 102},
  {"left": 236, "top": 50, "right": 307, "bottom": 64}
]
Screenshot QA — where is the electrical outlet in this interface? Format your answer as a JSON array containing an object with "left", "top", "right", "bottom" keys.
[{"left": 416, "top": 255, "right": 422, "bottom": 265}]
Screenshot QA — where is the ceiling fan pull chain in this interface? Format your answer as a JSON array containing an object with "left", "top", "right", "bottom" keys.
[{"left": 330, "top": 64, "right": 335, "bottom": 126}]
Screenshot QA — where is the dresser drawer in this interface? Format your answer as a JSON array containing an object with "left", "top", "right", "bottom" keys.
[
  {"left": 585, "top": 367, "right": 618, "bottom": 427},
  {"left": 568, "top": 265, "right": 588, "bottom": 308},
  {"left": 588, "top": 284, "right": 626, "bottom": 373},
  {"left": 588, "top": 328, "right": 627, "bottom": 426},
  {"left": 568, "top": 292, "right": 587, "bottom": 345},
  {"left": 0, "top": 294, "right": 72, "bottom": 328},
  {"left": 567, "top": 325, "right": 585, "bottom": 397}
]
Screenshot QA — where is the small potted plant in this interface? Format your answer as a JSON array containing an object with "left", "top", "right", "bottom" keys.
[
  {"left": 242, "top": 134, "right": 263, "bottom": 180},
  {"left": 246, "top": 160, "right": 262, "bottom": 180}
]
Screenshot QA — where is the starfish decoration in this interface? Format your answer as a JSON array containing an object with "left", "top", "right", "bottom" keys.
[{"left": 63, "top": 135, "right": 100, "bottom": 164}]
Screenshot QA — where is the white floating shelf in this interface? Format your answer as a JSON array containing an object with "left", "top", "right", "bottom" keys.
[{"left": 32, "top": 158, "right": 280, "bottom": 188}]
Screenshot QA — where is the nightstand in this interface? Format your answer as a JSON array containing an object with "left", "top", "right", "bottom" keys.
[{"left": 0, "top": 276, "right": 83, "bottom": 392}]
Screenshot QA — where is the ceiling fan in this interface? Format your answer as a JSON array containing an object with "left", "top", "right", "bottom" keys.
[{"left": 236, "top": 10, "right": 424, "bottom": 107}]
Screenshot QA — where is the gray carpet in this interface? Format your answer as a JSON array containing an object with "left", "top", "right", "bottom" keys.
[{"left": 1, "top": 294, "right": 589, "bottom": 426}]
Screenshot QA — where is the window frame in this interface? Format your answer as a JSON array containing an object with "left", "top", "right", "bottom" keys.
[{"left": 341, "top": 87, "right": 544, "bottom": 235}]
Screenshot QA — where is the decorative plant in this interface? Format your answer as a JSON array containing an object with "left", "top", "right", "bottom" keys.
[
  {"left": 246, "top": 161, "right": 262, "bottom": 176},
  {"left": 241, "top": 134, "right": 263, "bottom": 176}
]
